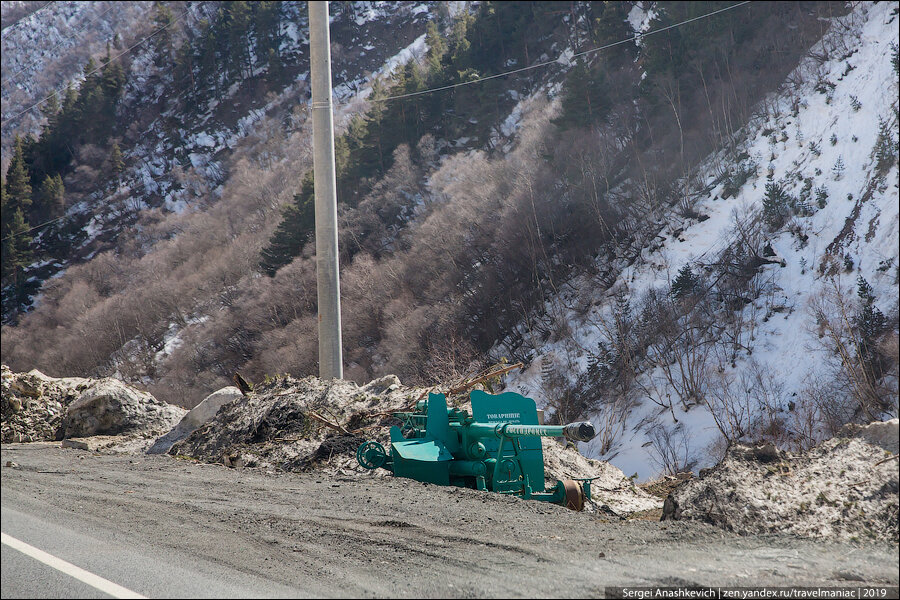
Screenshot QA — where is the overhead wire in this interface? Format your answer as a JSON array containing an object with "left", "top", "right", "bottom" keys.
[
  {"left": 1, "top": 1, "right": 205, "bottom": 127},
  {"left": 0, "top": 214, "right": 69, "bottom": 243},
  {"left": 365, "top": 1, "right": 752, "bottom": 105},
  {"left": 3, "top": 2, "right": 119, "bottom": 86},
  {"left": 0, "top": 1, "right": 55, "bottom": 33}
]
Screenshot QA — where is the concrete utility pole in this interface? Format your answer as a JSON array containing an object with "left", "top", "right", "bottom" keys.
[{"left": 309, "top": 0, "right": 343, "bottom": 380}]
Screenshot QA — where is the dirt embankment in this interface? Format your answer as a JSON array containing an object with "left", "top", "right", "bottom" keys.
[{"left": 5, "top": 364, "right": 898, "bottom": 541}]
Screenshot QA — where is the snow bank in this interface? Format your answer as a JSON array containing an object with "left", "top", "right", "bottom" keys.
[{"left": 664, "top": 419, "right": 899, "bottom": 542}]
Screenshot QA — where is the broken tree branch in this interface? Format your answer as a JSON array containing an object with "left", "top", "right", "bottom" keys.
[
  {"left": 448, "top": 362, "right": 524, "bottom": 395},
  {"left": 307, "top": 411, "right": 350, "bottom": 435}
]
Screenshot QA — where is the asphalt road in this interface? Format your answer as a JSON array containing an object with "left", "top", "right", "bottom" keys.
[
  {"left": 2, "top": 443, "right": 898, "bottom": 598},
  {"left": 1, "top": 494, "right": 309, "bottom": 598}
]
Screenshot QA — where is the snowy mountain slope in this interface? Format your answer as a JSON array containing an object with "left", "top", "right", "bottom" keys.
[
  {"left": 1, "top": 1, "right": 153, "bottom": 158},
  {"left": 504, "top": 0, "right": 900, "bottom": 480},
  {"left": 7, "top": 1, "right": 437, "bottom": 292}
]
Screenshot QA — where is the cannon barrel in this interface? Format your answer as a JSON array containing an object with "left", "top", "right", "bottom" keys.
[
  {"left": 466, "top": 421, "right": 596, "bottom": 443},
  {"left": 503, "top": 421, "right": 596, "bottom": 442}
]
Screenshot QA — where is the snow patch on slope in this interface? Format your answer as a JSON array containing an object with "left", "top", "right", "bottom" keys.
[{"left": 505, "top": 1, "right": 900, "bottom": 480}]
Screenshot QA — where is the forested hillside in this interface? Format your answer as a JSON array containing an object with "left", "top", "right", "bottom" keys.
[{"left": 2, "top": 1, "right": 896, "bottom": 477}]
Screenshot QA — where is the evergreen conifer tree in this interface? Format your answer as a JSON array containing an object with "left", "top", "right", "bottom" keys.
[
  {"left": 763, "top": 181, "right": 791, "bottom": 228},
  {"left": 425, "top": 21, "right": 446, "bottom": 76},
  {"left": 259, "top": 171, "right": 317, "bottom": 276},
  {"left": 671, "top": 264, "right": 699, "bottom": 299},
  {"left": 1, "top": 149, "right": 34, "bottom": 283},
  {"left": 4, "top": 137, "right": 32, "bottom": 215},
  {"left": 852, "top": 275, "right": 889, "bottom": 386},
  {"left": 552, "top": 57, "right": 611, "bottom": 130},
  {"left": 109, "top": 142, "right": 125, "bottom": 180},
  {"left": 152, "top": 2, "right": 175, "bottom": 67},
  {"left": 593, "top": 1, "right": 633, "bottom": 58},
  {"left": 874, "top": 119, "right": 897, "bottom": 173},
  {"left": 35, "top": 174, "right": 65, "bottom": 220}
]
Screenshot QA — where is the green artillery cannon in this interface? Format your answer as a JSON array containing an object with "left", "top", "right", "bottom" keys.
[{"left": 356, "top": 390, "right": 597, "bottom": 510}]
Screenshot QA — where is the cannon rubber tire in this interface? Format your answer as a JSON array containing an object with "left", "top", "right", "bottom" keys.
[{"left": 562, "top": 479, "right": 585, "bottom": 511}]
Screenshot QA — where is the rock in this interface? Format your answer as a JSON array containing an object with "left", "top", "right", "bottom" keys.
[
  {"left": 148, "top": 386, "right": 243, "bottom": 455},
  {"left": 2, "top": 366, "right": 91, "bottom": 443},
  {"left": 362, "top": 375, "right": 402, "bottom": 394},
  {"left": 182, "top": 387, "right": 243, "bottom": 429},
  {"left": 660, "top": 495, "right": 680, "bottom": 521},
  {"left": 61, "top": 439, "right": 90, "bottom": 450},
  {"left": 60, "top": 379, "right": 186, "bottom": 439},
  {"left": 840, "top": 418, "right": 899, "bottom": 453},
  {"left": 542, "top": 438, "right": 663, "bottom": 516},
  {"left": 752, "top": 442, "right": 782, "bottom": 463}
]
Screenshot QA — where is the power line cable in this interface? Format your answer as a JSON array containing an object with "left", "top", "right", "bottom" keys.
[
  {"left": 3, "top": 2, "right": 119, "bottom": 86},
  {"left": 364, "top": 1, "right": 752, "bottom": 105},
  {"left": 1, "top": 0, "right": 753, "bottom": 241},
  {"left": 0, "top": 214, "right": 68, "bottom": 243},
  {"left": 1, "top": 4, "right": 206, "bottom": 244},
  {"left": 0, "top": 1, "right": 55, "bottom": 33},
  {"left": 1, "top": 1, "right": 204, "bottom": 127}
]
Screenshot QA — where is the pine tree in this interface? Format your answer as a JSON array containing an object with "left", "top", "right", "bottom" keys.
[
  {"left": 592, "top": 1, "right": 633, "bottom": 59},
  {"left": 1, "top": 165, "right": 34, "bottom": 283},
  {"left": 832, "top": 155, "right": 845, "bottom": 180},
  {"left": 197, "top": 19, "right": 219, "bottom": 94},
  {"left": 109, "top": 142, "right": 125, "bottom": 180},
  {"left": 891, "top": 42, "right": 899, "bottom": 76},
  {"left": 4, "top": 137, "right": 32, "bottom": 216},
  {"left": 855, "top": 275, "right": 888, "bottom": 380},
  {"left": 174, "top": 38, "right": 196, "bottom": 97},
  {"left": 35, "top": 174, "right": 65, "bottom": 220},
  {"left": 447, "top": 11, "right": 473, "bottom": 65},
  {"left": 259, "top": 171, "right": 316, "bottom": 276},
  {"left": 671, "top": 264, "right": 699, "bottom": 299},
  {"left": 762, "top": 181, "right": 791, "bottom": 229},
  {"left": 152, "top": 2, "right": 175, "bottom": 67},
  {"left": 552, "top": 57, "right": 611, "bottom": 130},
  {"left": 425, "top": 21, "right": 446, "bottom": 76},
  {"left": 41, "top": 91, "right": 61, "bottom": 134},
  {"left": 221, "top": 1, "right": 252, "bottom": 80},
  {"left": 874, "top": 118, "right": 897, "bottom": 174},
  {"left": 253, "top": 1, "right": 283, "bottom": 67}
]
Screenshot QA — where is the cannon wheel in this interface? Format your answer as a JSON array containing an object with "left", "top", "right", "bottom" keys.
[
  {"left": 356, "top": 441, "right": 387, "bottom": 470},
  {"left": 562, "top": 479, "right": 585, "bottom": 511}
]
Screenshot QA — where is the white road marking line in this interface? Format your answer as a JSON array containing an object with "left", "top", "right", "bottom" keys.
[{"left": 1, "top": 531, "right": 147, "bottom": 599}]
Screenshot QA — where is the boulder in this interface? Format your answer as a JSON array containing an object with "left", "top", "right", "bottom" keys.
[
  {"left": 182, "top": 386, "right": 243, "bottom": 429},
  {"left": 839, "top": 419, "right": 899, "bottom": 454},
  {"left": 60, "top": 379, "right": 185, "bottom": 439},
  {"left": 2, "top": 366, "right": 91, "bottom": 442},
  {"left": 148, "top": 386, "right": 243, "bottom": 454}
]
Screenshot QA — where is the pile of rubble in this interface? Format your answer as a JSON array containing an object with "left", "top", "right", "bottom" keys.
[
  {"left": 2, "top": 366, "right": 90, "bottom": 442},
  {"left": 2, "top": 365, "right": 660, "bottom": 515},
  {"left": 2, "top": 365, "right": 185, "bottom": 444},
  {"left": 663, "top": 419, "right": 899, "bottom": 543},
  {"left": 169, "top": 373, "right": 661, "bottom": 515},
  {"left": 170, "top": 374, "right": 428, "bottom": 472}
]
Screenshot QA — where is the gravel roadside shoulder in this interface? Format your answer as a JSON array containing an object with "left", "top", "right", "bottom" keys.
[{"left": 2, "top": 443, "right": 898, "bottom": 597}]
